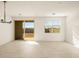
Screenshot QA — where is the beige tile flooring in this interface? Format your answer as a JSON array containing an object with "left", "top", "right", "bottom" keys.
[{"left": 0, "top": 40, "right": 79, "bottom": 58}]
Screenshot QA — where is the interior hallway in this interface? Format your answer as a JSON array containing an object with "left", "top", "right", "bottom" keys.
[{"left": 0, "top": 40, "right": 79, "bottom": 58}]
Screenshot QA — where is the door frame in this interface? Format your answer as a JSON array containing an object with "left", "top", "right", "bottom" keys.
[{"left": 14, "top": 20, "right": 35, "bottom": 41}]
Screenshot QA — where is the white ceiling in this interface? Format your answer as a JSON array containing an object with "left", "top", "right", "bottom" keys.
[
  {"left": 0, "top": 1, "right": 79, "bottom": 17},
  {"left": 6, "top": 1, "right": 79, "bottom": 5}
]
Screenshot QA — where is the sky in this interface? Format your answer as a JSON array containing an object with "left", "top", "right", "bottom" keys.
[
  {"left": 22, "top": 20, "right": 61, "bottom": 28},
  {"left": 45, "top": 20, "right": 61, "bottom": 28},
  {"left": 23, "top": 22, "right": 34, "bottom": 28}
]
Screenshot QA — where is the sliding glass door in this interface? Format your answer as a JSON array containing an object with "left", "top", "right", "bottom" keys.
[
  {"left": 23, "top": 20, "right": 34, "bottom": 40},
  {"left": 15, "top": 20, "right": 34, "bottom": 41}
]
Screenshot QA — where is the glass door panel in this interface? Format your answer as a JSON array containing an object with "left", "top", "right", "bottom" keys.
[{"left": 23, "top": 20, "right": 34, "bottom": 41}]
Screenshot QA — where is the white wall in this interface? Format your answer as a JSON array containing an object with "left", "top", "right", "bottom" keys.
[
  {"left": 66, "top": 13, "right": 79, "bottom": 44},
  {"left": 37, "top": 17, "right": 66, "bottom": 41},
  {"left": 13, "top": 16, "right": 66, "bottom": 41},
  {"left": 0, "top": 1, "right": 79, "bottom": 45},
  {"left": 13, "top": 14, "right": 79, "bottom": 43},
  {"left": 66, "top": 13, "right": 79, "bottom": 47},
  {"left": 0, "top": 23, "right": 14, "bottom": 46}
]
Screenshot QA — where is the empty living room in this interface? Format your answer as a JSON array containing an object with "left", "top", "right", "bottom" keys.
[{"left": 0, "top": 0, "right": 79, "bottom": 58}]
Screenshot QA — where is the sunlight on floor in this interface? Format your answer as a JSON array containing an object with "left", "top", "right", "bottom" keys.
[
  {"left": 73, "top": 31, "right": 79, "bottom": 48},
  {"left": 25, "top": 41, "right": 39, "bottom": 45},
  {"left": 24, "top": 38, "right": 34, "bottom": 40}
]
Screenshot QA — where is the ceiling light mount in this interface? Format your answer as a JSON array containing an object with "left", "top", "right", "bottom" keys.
[{"left": 52, "top": 13, "right": 56, "bottom": 15}]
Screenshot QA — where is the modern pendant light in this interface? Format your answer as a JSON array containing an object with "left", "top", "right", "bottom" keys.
[{"left": 1, "top": 1, "right": 12, "bottom": 24}]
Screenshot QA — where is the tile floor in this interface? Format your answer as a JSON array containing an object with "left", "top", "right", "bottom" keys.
[{"left": 0, "top": 40, "right": 79, "bottom": 58}]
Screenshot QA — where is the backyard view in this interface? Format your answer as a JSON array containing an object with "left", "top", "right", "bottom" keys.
[
  {"left": 23, "top": 21, "right": 34, "bottom": 40},
  {"left": 45, "top": 20, "right": 60, "bottom": 33}
]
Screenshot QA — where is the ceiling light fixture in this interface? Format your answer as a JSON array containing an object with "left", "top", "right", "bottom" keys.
[{"left": 0, "top": 1, "right": 12, "bottom": 24}]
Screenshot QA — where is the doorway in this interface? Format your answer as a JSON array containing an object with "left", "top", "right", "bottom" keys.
[
  {"left": 23, "top": 20, "right": 34, "bottom": 40},
  {"left": 15, "top": 20, "right": 34, "bottom": 41}
]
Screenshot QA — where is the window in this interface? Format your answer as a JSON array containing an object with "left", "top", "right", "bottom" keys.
[
  {"left": 23, "top": 21, "right": 34, "bottom": 33},
  {"left": 44, "top": 19, "right": 60, "bottom": 33}
]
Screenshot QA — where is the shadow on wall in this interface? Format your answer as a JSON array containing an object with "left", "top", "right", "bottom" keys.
[{"left": 72, "top": 31, "right": 79, "bottom": 48}]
